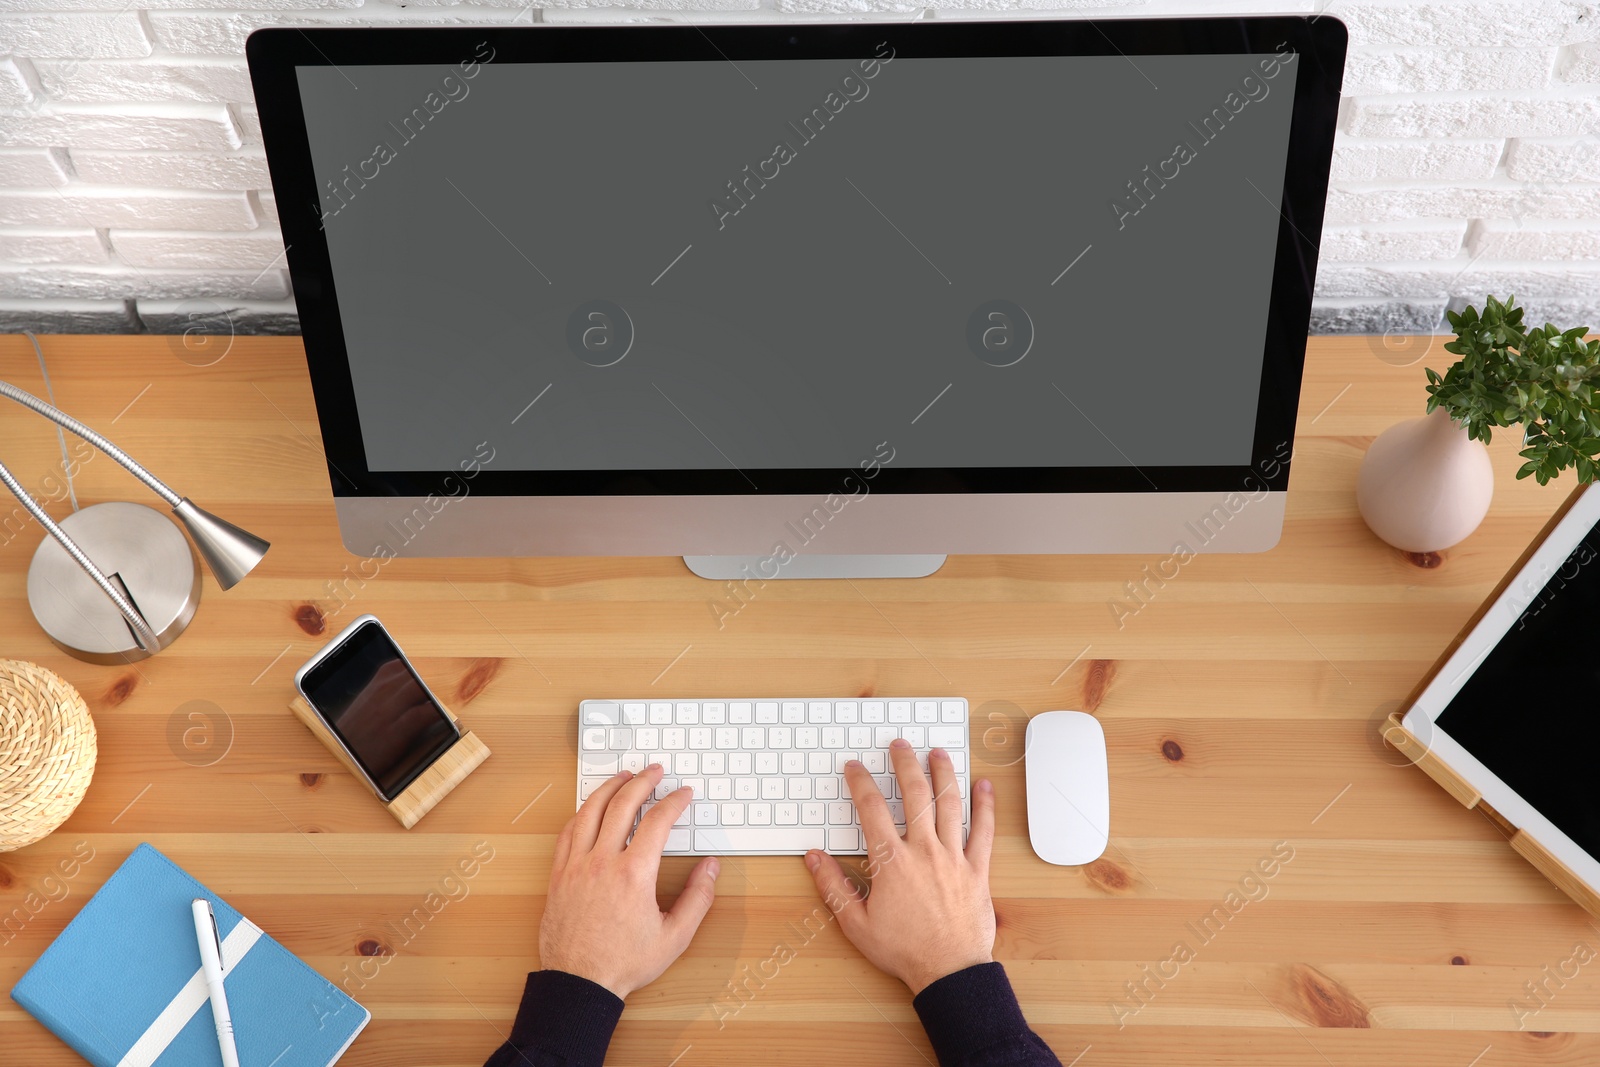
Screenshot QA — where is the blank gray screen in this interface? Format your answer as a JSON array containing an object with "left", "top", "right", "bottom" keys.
[{"left": 297, "top": 51, "right": 1298, "bottom": 472}]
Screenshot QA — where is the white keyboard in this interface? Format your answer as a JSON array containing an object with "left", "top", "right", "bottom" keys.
[{"left": 576, "top": 698, "right": 970, "bottom": 855}]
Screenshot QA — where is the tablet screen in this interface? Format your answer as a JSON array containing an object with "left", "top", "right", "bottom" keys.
[{"left": 1435, "top": 528, "right": 1600, "bottom": 861}]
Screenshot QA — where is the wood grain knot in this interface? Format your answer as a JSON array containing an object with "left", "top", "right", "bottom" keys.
[
  {"left": 0, "top": 866, "right": 13, "bottom": 890},
  {"left": 1529, "top": 1031, "right": 1556, "bottom": 1040},
  {"left": 1161, "top": 739, "right": 1184, "bottom": 762},
  {"left": 103, "top": 673, "right": 138, "bottom": 707},
  {"left": 299, "top": 773, "right": 323, "bottom": 789},
  {"left": 456, "top": 657, "right": 502, "bottom": 705},
  {"left": 1083, "top": 858, "right": 1132, "bottom": 893},
  {"left": 293, "top": 602, "right": 326, "bottom": 635},
  {"left": 1289, "top": 964, "right": 1371, "bottom": 1028},
  {"left": 1404, "top": 550, "right": 1444, "bottom": 569},
  {"left": 1082, "top": 659, "right": 1116, "bottom": 712},
  {"left": 1451, "top": 955, "right": 1468, "bottom": 966},
  {"left": 357, "top": 938, "right": 392, "bottom": 957}
]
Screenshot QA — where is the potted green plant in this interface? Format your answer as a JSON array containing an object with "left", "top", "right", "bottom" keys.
[{"left": 1357, "top": 295, "right": 1600, "bottom": 553}]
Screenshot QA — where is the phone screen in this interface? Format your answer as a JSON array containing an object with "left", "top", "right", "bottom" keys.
[{"left": 300, "top": 621, "right": 460, "bottom": 801}]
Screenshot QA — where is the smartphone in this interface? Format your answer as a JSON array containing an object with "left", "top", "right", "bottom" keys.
[{"left": 293, "top": 615, "right": 461, "bottom": 802}]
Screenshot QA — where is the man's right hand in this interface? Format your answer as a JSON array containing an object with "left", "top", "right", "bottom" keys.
[{"left": 803, "top": 739, "right": 997, "bottom": 995}]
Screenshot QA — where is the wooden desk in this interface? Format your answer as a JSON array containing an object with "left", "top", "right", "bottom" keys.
[{"left": 2, "top": 334, "right": 1597, "bottom": 1066}]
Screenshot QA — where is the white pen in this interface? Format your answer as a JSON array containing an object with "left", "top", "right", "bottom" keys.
[{"left": 191, "top": 898, "right": 242, "bottom": 1067}]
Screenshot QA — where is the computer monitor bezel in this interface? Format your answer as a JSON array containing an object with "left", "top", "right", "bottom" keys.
[{"left": 248, "top": 16, "right": 1346, "bottom": 501}]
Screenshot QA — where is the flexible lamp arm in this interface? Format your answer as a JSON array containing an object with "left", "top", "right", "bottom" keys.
[
  {"left": 0, "top": 458, "right": 162, "bottom": 653},
  {"left": 0, "top": 380, "right": 181, "bottom": 507}
]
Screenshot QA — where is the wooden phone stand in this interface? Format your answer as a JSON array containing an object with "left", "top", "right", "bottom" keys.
[
  {"left": 288, "top": 695, "right": 490, "bottom": 829},
  {"left": 1382, "top": 483, "right": 1600, "bottom": 918}
]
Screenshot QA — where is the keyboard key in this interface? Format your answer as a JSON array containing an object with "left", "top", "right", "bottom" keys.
[
  {"left": 674, "top": 753, "right": 698, "bottom": 775},
  {"left": 827, "top": 828, "right": 861, "bottom": 852},
  {"left": 694, "top": 801, "right": 718, "bottom": 825},
  {"left": 636, "top": 727, "right": 660, "bottom": 750},
  {"left": 702, "top": 752, "right": 725, "bottom": 775},
  {"left": 696, "top": 828, "right": 824, "bottom": 853},
  {"left": 787, "top": 778, "right": 813, "bottom": 800},
  {"left": 721, "top": 803, "right": 746, "bottom": 825},
  {"left": 836, "top": 702, "right": 859, "bottom": 723},
  {"left": 863, "top": 751, "right": 887, "bottom": 773},
  {"left": 809, "top": 701, "right": 832, "bottom": 723},
  {"left": 716, "top": 728, "right": 739, "bottom": 750},
  {"left": 655, "top": 776, "right": 679, "bottom": 800},
  {"left": 731, "top": 702, "right": 753, "bottom": 724},
  {"left": 584, "top": 703, "right": 621, "bottom": 725},
  {"left": 795, "top": 727, "right": 819, "bottom": 749},
  {"left": 755, "top": 752, "right": 779, "bottom": 774},
  {"left": 689, "top": 727, "right": 711, "bottom": 750},
  {"left": 941, "top": 701, "right": 965, "bottom": 722},
  {"left": 648, "top": 752, "right": 670, "bottom": 769},
  {"left": 776, "top": 802, "right": 798, "bottom": 825},
  {"left": 889, "top": 701, "right": 911, "bottom": 722},
  {"left": 663, "top": 728, "right": 686, "bottom": 750},
  {"left": 742, "top": 727, "right": 765, "bottom": 749},
  {"left": 862, "top": 701, "right": 886, "bottom": 723},
  {"left": 749, "top": 803, "right": 772, "bottom": 825},
  {"left": 802, "top": 802, "right": 825, "bottom": 825},
  {"left": 834, "top": 751, "right": 858, "bottom": 773},
  {"left": 808, "top": 752, "right": 831, "bottom": 775},
  {"left": 816, "top": 777, "right": 839, "bottom": 800},
  {"left": 581, "top": 753, "right": 619, "bottom": 775},
  {"left": 950, "top": 751, "right": 967, "bottom": 773},
  {"left": 703, "top": 702, "right": 726, "bottom": 724},
  {"left": 915, "top": 701, "right": 937, "bottom": 723},
  {"left": 822, "top": 727, "right": 845, "bottom": 749},
  {"left": 650, "top": 702, "right": 673, "bottom": 724},
  {"left": 709, "top": 778, "right": 732, "bottom": 800},
  {"left": 875, "top": 726, "right": 898, "bottom": 748},
  {"left": 681, "top": 778, "right": 704, "bottom": 798},
  {"left": 782, "top": 702, "right": 805, "bottom": 723},
  {"left": 761, "top": 777, "right": 785, "bottom": 800},
  {"left": 579, "top": 776, "right": 611, "bottom": 800},
  {"left": 755, "top": 702, "right": 778, "bottom": 723},
  {"left": 729, "top": 752, "right": 752, "bottom": 775},
  {"left": 902, "top": 726, "right": 925, "bottom": 748},
  {"left": 621, "top": 752, "right": 646, "bottom": 773},
  {"left": 827, "top": 802, "right": 854, "bottom": 825},
  {"left": 666, "top": 828, "right": 693, "bottom": 852},
  {"left": 622, "top": 703, "right": 647, "bottom": 724},
  {"left": 581, "top": 728, "right": 607, "bottom": 750},
  {"left": 676, "top": 702, "right": 700, "bottom": 724},
  {"left": 735, "top": 778, "right": 758, "bottom": 800},
  {"left": 769, "top": 727, "right": 792, "bottom": 749},
  {"left": 928, "top": 726, "right": 965, "bottom": 749},
  {"left": 848, "top": 727, "right": 870, "bottom": 749},
  {"left": 609, "top": 727, "right": 633, "bottom": 749}
]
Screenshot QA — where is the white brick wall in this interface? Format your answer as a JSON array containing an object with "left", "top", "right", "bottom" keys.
[{"left": 0, "top": 0, "right": 1597, "bottom": 334}]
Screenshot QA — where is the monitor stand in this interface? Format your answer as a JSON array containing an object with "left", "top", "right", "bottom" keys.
[{"left": 684, "top": 554, "right": 947, "bottom": 580}]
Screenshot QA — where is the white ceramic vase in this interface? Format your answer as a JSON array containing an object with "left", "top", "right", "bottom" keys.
[{"left": 1356, "top": 406, "right": 1495, "bottom": 553}]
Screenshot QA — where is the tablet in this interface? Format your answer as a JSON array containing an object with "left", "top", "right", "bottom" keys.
[{"left": 1401, "top": 482, "right": 1600, "bottom": 900}]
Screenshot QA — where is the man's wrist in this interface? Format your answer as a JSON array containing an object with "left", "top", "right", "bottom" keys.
[{"left": 903, "top": 952, "right": 994, "bottom": 997}]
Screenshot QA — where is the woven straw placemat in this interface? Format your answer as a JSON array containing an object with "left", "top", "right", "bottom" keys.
[{"left": 0, "top": 659, "right": 97, "bottom": 852}]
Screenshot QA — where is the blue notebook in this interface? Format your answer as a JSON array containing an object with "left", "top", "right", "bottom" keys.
[{"left": 11, "top": 843, "right": 370, "bottom": 1067}]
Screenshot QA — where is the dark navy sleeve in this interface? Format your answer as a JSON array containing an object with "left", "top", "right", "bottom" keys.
[
  {"left": 481, "top": 970, "right": 624, "bottom": 1067},
  {"left": 912, "top": 962, "right": 1064, "bottom": 1067}
]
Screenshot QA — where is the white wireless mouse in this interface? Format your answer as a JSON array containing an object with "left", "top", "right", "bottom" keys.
[{"left": 1024, "top": 710, "right": 1110, "bottom": 866}]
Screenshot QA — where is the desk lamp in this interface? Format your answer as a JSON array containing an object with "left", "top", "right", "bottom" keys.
[{"left": 0, "top": 380, "right": 270, "bottom": 664}]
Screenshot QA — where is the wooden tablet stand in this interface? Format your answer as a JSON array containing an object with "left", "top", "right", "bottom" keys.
[
  {"left": 1382, "top": 483, "right": 1600, "bottom": 918},
  {"left": 288, "top": 695, "right": 490, "bottom": 829},
  {"left": 1384, "top": 713, "right": 1600, "bottom": 917}
]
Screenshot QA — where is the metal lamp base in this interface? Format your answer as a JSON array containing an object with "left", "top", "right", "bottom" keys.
[{"left": 26, "top": 502, "right": 201, "bottom": 664}]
